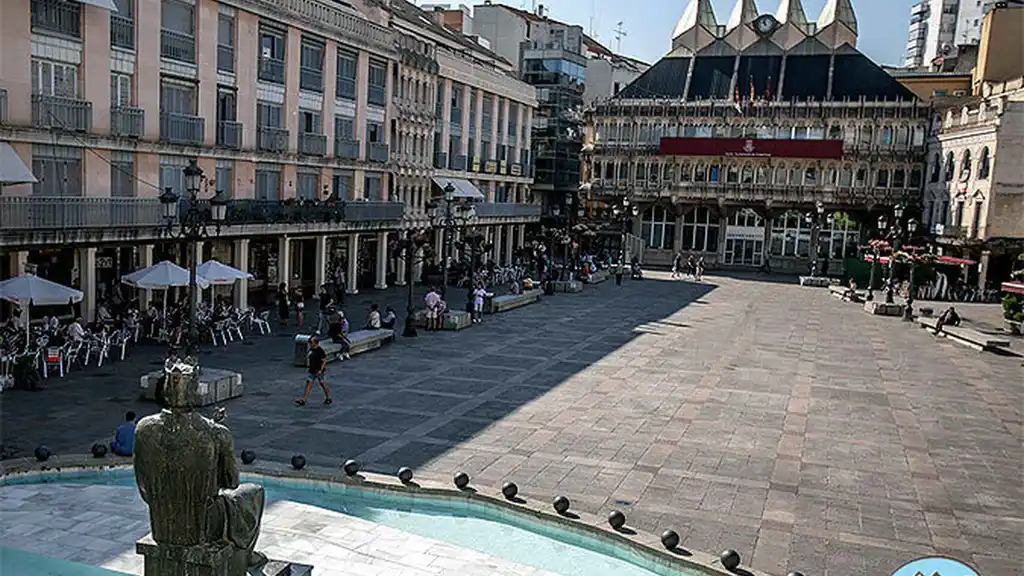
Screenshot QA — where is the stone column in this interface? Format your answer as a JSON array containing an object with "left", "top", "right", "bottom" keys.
[
  {"left": 493, "top": 226, "right": 503, "bottom": 264},
  {"left": 314, "top": 235, "right": 328, "bottom": 289},
  {"left": 9, "top": 250, "right": 28, "bottom": 276},
  {"left": 233, "top": 239, "right": 249, "bottom": 309},
  {"left": 413, "top": 247, "right": 425, "bottom": 285},
  {"left": 80, "top": 247, "right": 97, "bottom": 323},
  {"left": 395, "top": 246, "right": 407, "bottom": 286},
  {"left": 139, "top": 245, "right": 154, "bottom": 309},
  {"left": 762, "top": 212, "right": 773, "bottom": 270},
  {"left": 517, "top": 225, "right": 525, "bottom": 248},
  {"left": 277, "top": 236, "right": 290, "bottom": 289},
  {"left": 193, "top": 240, "right": 205, "bottom": 307},
  {"left": 978, "top": 250, "right": 991, "bottom": 289},
  {"left": 346, "top": 234, "right": 359, "bottom": 294},
  {"left": 717, "top": 215, "right": 729, "bottom": 265},
  {"left": 434, "top": 229, "right": 444, "bottom": 266},
  {"left": 505, "top": 224, "right": 514, "bottom": 265},
  {"left": 374, "top": 231, "right": 388, "bottom": 290}
]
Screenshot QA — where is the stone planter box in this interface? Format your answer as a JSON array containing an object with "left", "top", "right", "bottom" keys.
[
  {"left": 139, "top": 367, "right": 243, "bottom": 406},
  {"left": 485, "top": 289, "right": 542, "bottom": 313},
  {"left": 551, "top": 280, "right": 583, "bottom": 293},
  {"left": 800, "top": 276, "right": 837, "bottom": 287},
  {"left": 413, "top": 309, "right": 473, "bottom": 330},
  {"left": 863, "top": 301, "right": 905, "bottom": 316},
  {"left": 582, "top": 269, "right": 610, "bottom": 284}
]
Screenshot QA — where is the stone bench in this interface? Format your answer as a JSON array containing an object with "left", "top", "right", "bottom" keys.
[
  {"left": 917, "top": 317, "right": 1012, "bottom": 352},
  {"left": 136, "top": 534, "right": 312, "bottom": 576},
  {"left": 582, "top": 269, "right": 610, "bottom": 284},
  {"left": 864, "top": 301, "right": 905, "bottom": 316},
  {"left": 485, "top": 289, "right": 542, "bottom": 313},
  {"left": 139, "top": 367, "right": 243, "bottom": 406},
  {"left": 293, "top": 329, "right": 394, "bottom": 367},
  {"left": 800, "top": 276, "right": 837, "bottom": 287},
  {"left": 829, "top": 285, "right": 865, "bottom": 302},
  {"left": 412, "top": 309, "right": 473, "bottom": 330},
  {"left": 551, "top": 280, "right": 583, "bottom": 293}
]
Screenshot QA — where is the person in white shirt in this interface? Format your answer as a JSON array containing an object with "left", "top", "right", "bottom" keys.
[
  {"left": 68, "top": 318, "right": 86, "bottom": 343},
  {"left": 366, "top": 304, "right": 382, "bottom": 330},
  {"left": 471, "top": 284, "right": 489, "bottom": 324}
]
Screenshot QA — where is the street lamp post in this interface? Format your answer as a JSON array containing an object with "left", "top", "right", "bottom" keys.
[
  {"left": 611, "top": 196, "right": 638, "bottom": 286},
  {"left": 804, "top": 201, "right": 825, "bottom": 277},
  {"left": 399, "top": 230, "right": 428, "bottom": 337},
  {"left": 158, "top": 159, "right": 228, "bottom": 357},
  {"left": 901, "top": 218, "right": 920, "bottom": 321},
  {"left": 428, "top": 182, "right": 475, "bottom": 300}
]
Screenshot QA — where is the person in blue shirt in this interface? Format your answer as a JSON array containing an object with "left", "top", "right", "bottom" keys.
[{"left": 110, "top": 411, "right": 136, "bottom": 456}]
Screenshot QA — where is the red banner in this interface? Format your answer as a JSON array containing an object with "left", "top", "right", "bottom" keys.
[{"left": 658, "top": 137, "right": 844, "bottom": 159}]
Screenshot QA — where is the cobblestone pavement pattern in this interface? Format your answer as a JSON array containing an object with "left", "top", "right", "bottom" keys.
[{"left": 2, "top": 274, "right": 1021, "bottom": 575}]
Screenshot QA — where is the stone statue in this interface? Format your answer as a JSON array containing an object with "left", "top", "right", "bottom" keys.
[{"left": 134, "top": 357, "right": 267, "bottom": 575}]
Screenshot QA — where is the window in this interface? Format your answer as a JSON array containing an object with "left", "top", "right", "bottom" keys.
[
  {"left": 255, "top": 164, "right": 280, "bottom": 200},
  {"left": 909, "top": 167, "right": 922, "bottom": 188},
  {"left": 257, "top": 101, "right": 282, "bottom": 128},
  {"left": 875, "top": 168, "right": 890, "bottom": 188},
  {"left": 640, "top": 206, "right": 676, "bottom": 250},
  {"left": 978, "top": 147, "right": 990, "bottom": 179},
  {"left": 944, "top": 151, "right": 955, "bottom": 182},
  {"left": 892, "top": 168, "right": 906, "bottom": 188},
  {"left": 259, "top": 27, "right": 285, "bottom": 84},
  {"left": 217, "top": 14, "right": 234, "bottom": 73},
  {"left": 111, "top": 0, "right": 133, "bottom": 49},
  {"left": 110, "top": 151, "right": 135, "bottom": 198},
  {"left": 300, "top": 109, "right": 320, "bottom": 134},
  {"left": 334, "top": 116, "right": 354, "bottom": 141},
  {"left": 296, "top": 170, "right": 319, "bottom": 200},
  {"left": 332, "top": 169, "right": 354, "bottom": 199},
  {"left": 366, "top": 121, "right": 383, "bottom": 144},
  {"left": 681, "top": 207, "right": 719, "bottom": 252},
  {"left": 215, "top": 159, "right": 232, "bottom": 197},
  {"left": 367, "top": 59, "right": 386, "bottom": 106},
  {"left": 161, "top": 0, "right": 194, "bottom": 35},
  {"left": 804, "top": 166, "right": 817, "bottom": 185},
  {"left": 451, "top": 83, "right": 464, "bottom": 122},
  {"left": 110, "top": 73, "right": 132, "bottom": 106},
  {"left": 31, "top": 59, "right": 78, "bottom": 97},
  {"left": 158, "top": 154, "right": 189, "bottom": 194},
  {"left": 840, "top": 165, "right": 853, "bottom": 186},
  {"left": 855, "top": 166, "right": 867, "bottom": 187},
  {"left": 930, "top": 153, "right": 941, "bottom": 183},
  {"left": 971, "top": 200, "right": 983, "bottom": 237},
  {"left": 959, "top": 149, "right": 972, "bottom": 180},
  {"left": 954, "top": 201, "right": 965, "bottom": 226},
  {"left": 160, "top": 81, "right": 196, "bottom": 114},
  {"left": 32, "top": 145, "right": 82, "bottom": 196},
  {"left": 364, "top": 174, "right": 382, "bottom": 200},
  {"left": 726, "top": 165, "right": 739, "bottom": 183},
  {"left": 336, "top": 49, "right": 357, "bottom": 99},
  {"left": 300, "top": 38, "right": 324, "bottom": 92},
  {"left": 217, "top": 89, "right": 236, "bottom": 122}
]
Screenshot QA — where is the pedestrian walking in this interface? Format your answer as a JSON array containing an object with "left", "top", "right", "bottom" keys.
[
  {"left": 695, "top": 257, "right": 705, "bottom": 282},
  {"left": 295, "top": 335, "right": 333, "bottom": 406},
  {"left": 275, "top": 283, "right": 290, "bottom": 326},
  {"left": 316, "top": 284, "right": 333, "bottom": 335},
  {"left": 472, "top": 284, "right": 488, "bottom": 323},
  {"left": 671, "top": 251, "right": 683, "bottom": 279}
]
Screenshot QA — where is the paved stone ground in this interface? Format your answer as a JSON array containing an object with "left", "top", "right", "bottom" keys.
[{"left": 2, "top": 273, "right": 1021, "bottom": 576}]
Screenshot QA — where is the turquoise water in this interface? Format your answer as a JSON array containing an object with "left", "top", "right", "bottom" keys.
[
  {"left": 3, "top": 468, "right": 695, "bottom": 576},
  {"left": 0, "top": 548, "right": 129, "bottom": 576}
]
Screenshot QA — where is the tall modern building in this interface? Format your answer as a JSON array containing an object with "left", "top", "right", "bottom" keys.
[
  {"left": 904, "top": 0, "right": 1000, "bottom": 68},
  {"left": 582, "top": 0, "right": 929, "bottom": 272}
]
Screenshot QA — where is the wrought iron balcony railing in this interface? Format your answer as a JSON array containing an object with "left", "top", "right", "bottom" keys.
[
  {"left": 110, "top": 14, "right": 134, "bottom": 49},
  {"left": 159, "top": 112, "right": 204, "bottom": 145},
  {"left": 217, "top": 120, "right": 242, "bottom": 149},
  {"left": 110, "top": 106, "right": 143, "bottom": 137},
  {"left": 299, "top": 132, "right": 328, "bottom": 156},
  {"left": 0, "top": 89, "right": 7, "bottom": 124},
  {"left": 259, "top": 58, "right": 285, "bottom": 85},
  {"left": 257, "top": 127, "right": 289, "bottom": 152},
  {"left": 31, "top": 0, "right": 80, "bottom": 37},
  {"left": 367, "top": 142, "right": 389, "bottom": 163},
  {"left": 334, "top": 138, "right": 360, "bottom": 159},
  {"left": 299, "top": 68, "right": 323, "bottom": 93},
  {"left": 336, "top": 77, "right": 356, "bottom": 100},
  {"left": 160, "top": 29, "right": 195, "bottom": 62},
  {"left": 32, "top": 94, "right": 92, "bottom": 132},
  {"left": 474, "top": 203, "right": 542, "bottom": 218}
]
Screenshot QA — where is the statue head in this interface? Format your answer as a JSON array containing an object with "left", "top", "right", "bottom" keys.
[{"left": 155, "top": 356, "right": 203, "bottom": 410}]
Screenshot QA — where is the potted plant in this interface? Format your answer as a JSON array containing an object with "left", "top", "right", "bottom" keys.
[{"left": 1003, "top": 290, "right": 1023, "bottom": 335}]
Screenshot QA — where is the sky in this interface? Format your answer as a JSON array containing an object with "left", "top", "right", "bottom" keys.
[{"left": 470, "top": 0, "right": 918, "bottom": 67}]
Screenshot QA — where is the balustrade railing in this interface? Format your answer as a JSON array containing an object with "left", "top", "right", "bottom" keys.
[
  {"left": 110, "top": 14, "right": 134, "bottom": 49},
  {"left": 31, "top": 0, "right": 80, "bottom": 37},
  {"left": 160, "top": 29, "right": 195, "bottom": 62},
  {"left": 299, "top": 68, "right": 323, "bottom": 92},
  {"left": 299, "top": 132, "right": 328, "bottom": 156},
  {"left": 259, "top": 58, "right": 285, "bottom": 84},
  {"left": 334, "top": 138, "right": 360, "bottom": 159},
  {"left": 367, "top": 142, "right": 389, "bottom": 163},
  {"left": 474, "top": 203, "right": 542, "bottom": 219},
  {"left": 217, "top": 121, "right": 242, "bottom": 149},
  {"left": 110, "top": 106, "right": 144, "bottom": 137},
  {"left": 257, "top": 127, "right": 289, "bottom": 152},
  {"left": 32, "top": 94, "right": 92, "bottom": 132},
  {"left": 159, "top": 112, "right": 204, "bottom": 145}
]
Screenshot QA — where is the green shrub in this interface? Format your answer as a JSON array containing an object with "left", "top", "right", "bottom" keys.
[{"left": 1004, "top": 295, "right": 1024, "bottom": 321}]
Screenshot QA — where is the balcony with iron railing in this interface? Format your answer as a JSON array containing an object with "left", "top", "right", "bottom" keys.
[
  {"left": 110, "top": 106, "right": 143, "bottom": 137},
  {"left": 217, "top": 121, "right": 242, "bottom": 149},
  {"left": 257, "top": 126, "right": 289, "bottom": 152},
  {"left": 434, "top": 152, "right": 447, "bottom": 169},
  {"left": 0, "top": 89, "right": 7, "bottom": 124},
  {"left": 367, "top": 142, "right": 389, "bottom": 163},
  {"left": 259, "top": 58, "right": 285, "bottom": 85},
  {"left": 299, "top": 132, "right": 327, "bottom": 156},
  {"left": 159, "top": 112, "right": 204, "bottom": 145},
  {"left": 368, "top": 84, "right": 386, "bottom": 106},
  {"left": 474, "top": 203, "right": 542, "bottom": 219},
  {"left": 299, "top": 67, "right": 323, "bottom": 93},
  {"left": 110, "top": 14, "right": 134, "bottom": 49},
  {"left": 31, "top": 0, "right": 80, "bottom": 37},
  {"left": 160, "top": 29, "right": 195, "bottom": 62},
  {"left": 32, "top": 94, "right": 92, "bottom": 132},
  {"left": 217, "top": 44, "right": 234, "bottom": 73},
  {"left": 334, "top": 138, "right": 360, "bottom": 160},
  {"left": 336, "top": 77, "right": 356, "bottom": 100}
]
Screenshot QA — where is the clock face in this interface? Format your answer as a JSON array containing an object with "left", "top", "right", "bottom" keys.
[{"left": 754, "top": 15, "right": 778, "bottom": 35}]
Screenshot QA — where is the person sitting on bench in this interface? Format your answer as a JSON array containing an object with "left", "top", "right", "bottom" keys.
[
  {"left": 381, "top": 306, "right": 397, "bottom": 330},
  {"left": 934, "top": 306, "right": 962, "bottom": 334}
]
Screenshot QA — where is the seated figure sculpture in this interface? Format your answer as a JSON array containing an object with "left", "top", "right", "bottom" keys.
[{"left": 134, "top": 357, "right": 267, "bottom": 575}]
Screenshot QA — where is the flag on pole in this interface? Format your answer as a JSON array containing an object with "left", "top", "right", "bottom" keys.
[
  {"left": 749, "top": 75, "right": 755, "bottom": 103},
  {"left": 766, "top": 75, "right": 772, "bottom": 101}
]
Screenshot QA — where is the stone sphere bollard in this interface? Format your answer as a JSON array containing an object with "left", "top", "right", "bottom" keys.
[
  {"left": 786, "top": 572, "right": 805, "bottom": 576},
  {"left": 660, "top": 529, "right": 680, "bottom": 550},
  {"left": 453, "top": 472, "right": 470, "bottom": 489},
  {"left": 240, "top": 449, "right": 256, "bottom": 465},
  {"left": 397, "top": 466, "right": 414, "bottom": 483},
  {"left": 720, "top": 549, "right": 741, "bottom": 571},
  {"left": 553, "top": 495, "right": 570, "bottom": 515},
  {"left": 501, "top": 482, "right": 518, "bottom": 500},
  {"left": 91, "top": 443, "right": 108, "bottom": 458},
  {"left": 343, "top": 459, "right": 360, "bottom": 476},
  {"left": 607, "top": 510, "right": 626, "bottom": 530},
  {"left": 34, "top": 445, "right": 51, "bottom": 462},
  {"left": 290, "top": 454, "right": 306, "bottom": 470}
]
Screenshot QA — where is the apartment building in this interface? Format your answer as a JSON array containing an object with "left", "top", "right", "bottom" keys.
[
  {"left": 903, "top": 0, "right": 999, "bottom": 68},
  {"left": 0, "top": 0, "right": 539, "bottom": 322}
]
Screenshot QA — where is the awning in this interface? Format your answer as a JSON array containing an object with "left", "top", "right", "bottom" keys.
[
  {"left": 862, "top": 254, "right": 977, "bottom": 266},
  {"left": 431, "top": 177, "right": 485, "bottom": 201},
  {"left": 78, "top": 0, "right": 119, "bottom": 11},
  {"left": 0, "top": 142, "right": 37, "bottom": 185},
  {"left": 1001, "top": 281, "right": 1024, "bottom": 295}
]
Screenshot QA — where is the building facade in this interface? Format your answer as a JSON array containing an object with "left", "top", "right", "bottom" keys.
[
  {"left": 583, "top": 0, "right": 929, "bottom": 272},
  {"left": 903, "top": 0, "right": 999, "bottom": 69},
  {"left": 0, "top": 0, "right": 539, "bottom": 322}
]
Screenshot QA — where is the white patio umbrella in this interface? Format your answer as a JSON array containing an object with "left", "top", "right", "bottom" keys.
[
  {"left": 197, "top": 260, "right": 253, "bottom": 304},
  {"left": 122, "top": 260, "right": 210, "bottom": 322},
  {"left": 0, "top": 274, "right": 83, "bottom": 346}
]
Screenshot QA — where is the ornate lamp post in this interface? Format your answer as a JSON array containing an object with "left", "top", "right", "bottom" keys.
[
  {"left": 902, "top": 218, "right": 920, "bottom": 321},
  {"left": 803, "top": 201, "right": 825, "bottom": 277},
  {"left": 158, "top": 159, "right": 229, "bottom": 357},
  {"left": 398, "top": 230, "right": 429, "bottom": 337},
  {"left": 611, "top": 196, "right": 639, "bottom": 285},
  {"left": 427, "top": 182, "right": 475, "bottom": 299}
]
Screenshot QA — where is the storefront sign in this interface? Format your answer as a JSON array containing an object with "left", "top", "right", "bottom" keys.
[
  {"left": 725, "top": 226, "right": 765, "bottom": 241},
  {"left": 485, "top": 160, "right": 498, "bottom": 174},
  {"left": 659, "top": 138, "right": 844, "bottom": 159},
  {"left": 95, "top": 256, "right": 114, "bottom": 269},
  {"left": 472, "top": 157, "right": 481, "bottom": 172},
  {"left": 510, "top": 163, "right": 523, "bottom": 176}
]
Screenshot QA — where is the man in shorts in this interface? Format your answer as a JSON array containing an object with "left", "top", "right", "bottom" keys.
[
  {"left": 424, "top": 286, "right": 441, "bottom": 331},
  {"left": 295, "top": 335, "right": 333, "bottom": 406}
]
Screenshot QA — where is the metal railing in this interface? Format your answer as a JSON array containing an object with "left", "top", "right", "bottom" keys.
[
  {"left": 334, "top": 138, "right": 360, "bottom": 159},
  {"left": 0, "top": 197, "right": 164, "bottom": 230},
  {"left": 217, "top": 120, "right": 242, "bottom": 149},
  {"left": 299, "top": 132, "right": 327, "bottom": 156},
  {"left": 474, "top": 203, "right": 542, "bottom": 218},
  {"left": 433, "top": 152, "right": 447, "bottom": 169},
  {"left": 0, "top": 89, "right": 7, "bottom": 124},
  {"left": 343, "top": 201, "right": 404, "bottom": 221},
  {"left": 367, "top": 142, "right": 389, "bottom": 163},
  {"left": 32, "top": 94, "right": 92, "bottom": 132},
  {"left": 159, "top": 112, "right": 204, "bottom": 145},
  {"left": 110, "top": 14, "right": 134, "bottom": 49},
  {"left": 450, "top": 154, "right": 467, "bottom": 171},
  {"left": 257, "top": 127, "right": 289, "bottom": 152},
  {"left": 336, "top": 77, "right": 356, "bottom": 100},
  {"left": 259, "top": 58, "right": 285, "bottom": 84},
  {"left": 217, "top": 45, "right": 234, "bottom": 73},
  {"left": 299, "top": 68, "right": 323, "bottom": 92},
  {"left": 31, "top": 0, "right": 80, "bottom": 37},
  {"left": 160, "top": 29, "right": 195, "bottom": 62},
  {"left": 368, "top": 84, "right": 386, "bottom": 106},
  {"left": 212, "top": 199, "right": 405, "bottom": 224},
  {"left": 110, "top": 106, "right": 143, "bottom": 137}
]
